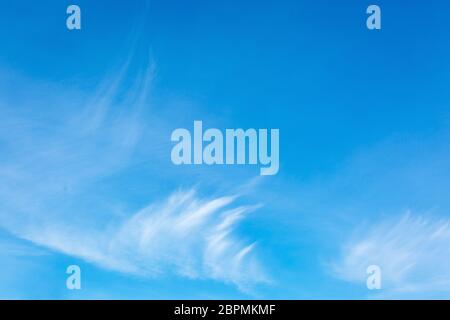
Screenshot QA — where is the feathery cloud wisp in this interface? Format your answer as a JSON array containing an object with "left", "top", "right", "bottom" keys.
[
  {"left": 20, "top": 190, "right": 266, "bottom": 291},
  {"left": 0, "top": 52, "right": 267, "bottom": 292},
  {"left": 333, "top": 213, "right": 450, "bottom": 295}
]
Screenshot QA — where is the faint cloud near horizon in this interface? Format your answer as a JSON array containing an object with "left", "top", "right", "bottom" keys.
[
  {"left": 333, "top": 213, "right": 450, "bottom": 297},
  {"left": 22, "top": 189, "right": 268, "bottom": 292}
]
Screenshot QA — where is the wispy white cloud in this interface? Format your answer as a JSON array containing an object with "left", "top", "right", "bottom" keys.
[
  {"left": 333, "top": 213, "right": 450, "bottom": 296},
  {"left": 0, "top": 45, "right": 267, "bottom": 293},
  {"left": 0, "top": 233, "right": 49, "bottom": 257},
  {"left": 20, "top": 190, "right": 267, "bottom": 291}
]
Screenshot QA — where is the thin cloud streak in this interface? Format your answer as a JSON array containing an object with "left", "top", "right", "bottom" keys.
[
  {"left": 19, "top": 190, "right": 267, "bottom": 291},
  {"left": 333, "top": 213, "right": 450, "bottom": 295}
]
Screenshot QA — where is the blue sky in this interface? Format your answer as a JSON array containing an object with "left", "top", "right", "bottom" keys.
[{"left": 1, "top": 0, "right": 450, "bottom": 299}]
